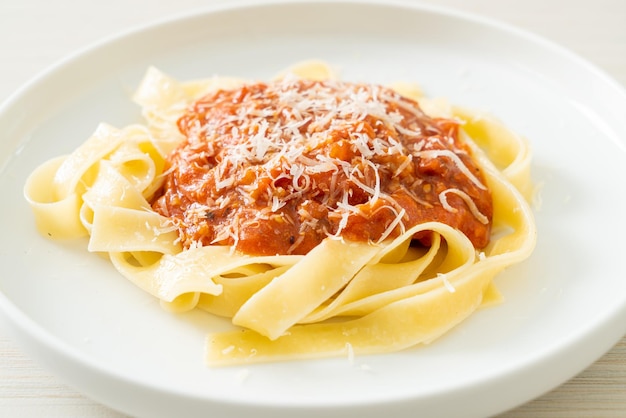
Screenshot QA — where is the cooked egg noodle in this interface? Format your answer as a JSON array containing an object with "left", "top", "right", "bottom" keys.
[{"left": 23, "top": 61, "right": 536, "bottom": 366}]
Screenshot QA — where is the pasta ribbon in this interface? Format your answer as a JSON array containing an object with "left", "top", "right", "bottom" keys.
[{"left": 24, "top": 61, "right": 536, "bottom": 366}]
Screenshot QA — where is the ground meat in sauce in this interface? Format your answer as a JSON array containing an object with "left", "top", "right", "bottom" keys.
[{"left": 150, "top": 77, "right": 493, "bottom": 256}]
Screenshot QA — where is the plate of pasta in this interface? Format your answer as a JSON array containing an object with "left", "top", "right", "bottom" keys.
[{"left": 1, "top": 1, "right": 625, "bottom": 417}]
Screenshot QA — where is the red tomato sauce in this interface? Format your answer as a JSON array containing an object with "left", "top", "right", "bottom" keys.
[{"left": 151, "top": 78, "right": 492, "bottom": 256}]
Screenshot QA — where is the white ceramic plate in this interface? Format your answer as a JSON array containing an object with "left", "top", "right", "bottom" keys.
[{"left": 1, "top": 1, "right": 625, "bottom": 417}]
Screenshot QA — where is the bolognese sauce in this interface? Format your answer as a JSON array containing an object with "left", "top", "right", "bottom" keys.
[{"left": 151, "top": 77, "right": 493, "bottom": 256}]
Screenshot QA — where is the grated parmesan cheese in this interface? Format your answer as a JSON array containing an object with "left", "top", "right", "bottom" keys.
[
  {"left": 439, "top": 273, "right": 456, "bottom": 293},
  {"left": 152, "top": 77, "right": 493, "bottom": 255}
]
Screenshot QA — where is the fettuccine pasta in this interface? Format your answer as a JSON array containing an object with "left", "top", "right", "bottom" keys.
[{"left": 24, "top": 61, "right": 536, "bottom": 366}]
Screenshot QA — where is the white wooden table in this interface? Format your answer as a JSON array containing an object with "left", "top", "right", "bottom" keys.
[{"left": 1, "top": 0, "right": 625, "bottom": 416}]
